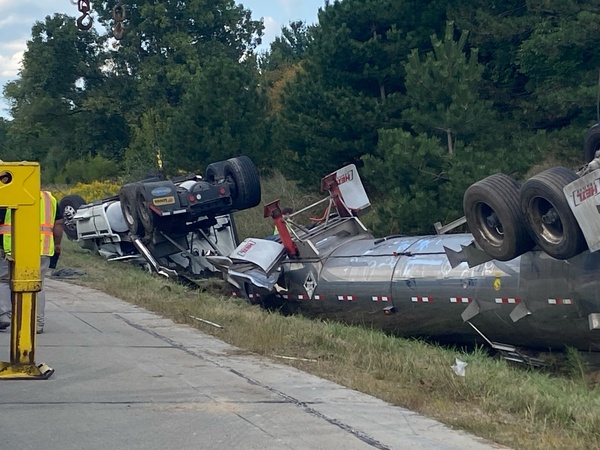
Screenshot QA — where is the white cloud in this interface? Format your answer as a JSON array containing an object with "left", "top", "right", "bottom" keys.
[
  {"left": 263, "top": 16, "right": 279, "bottom": 38},
  {"left": 277, "top": 0, "right": 302, "bottom": 16},
  {"left": 1, "top": 38, "right": 26, "bottom": 52},
  {"left": 0, "top": 14, "right": 33, "bottom": 29},
  {"left": 0, "top": 49, "right": 23, "bottom": 77},
  {"left": 0, "top": 38, "right": 26, "bottom": 77}
]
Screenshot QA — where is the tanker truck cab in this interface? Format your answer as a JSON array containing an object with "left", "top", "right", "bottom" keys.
[{"left": 60, "top": 156, "right": 261, "bottom": 280}]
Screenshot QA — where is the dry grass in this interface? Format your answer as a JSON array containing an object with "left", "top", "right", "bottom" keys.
[
  {"left": 233, "top": 169, "right": 322, "bottom": 241},
  {"left": 58, "top": 239, "right": 600, "bottom": 450}
]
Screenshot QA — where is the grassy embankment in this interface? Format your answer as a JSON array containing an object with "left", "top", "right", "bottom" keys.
[{"left": 55, "top": 170, "right": 600, "bottom": 450}]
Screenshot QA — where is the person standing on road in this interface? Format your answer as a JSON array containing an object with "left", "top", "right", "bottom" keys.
[{"left": 0, "top": 191, "right": 63, "bottom": 334}]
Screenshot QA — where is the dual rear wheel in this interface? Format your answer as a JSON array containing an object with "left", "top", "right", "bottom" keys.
[{"left": 464, "top": 167, "right": 586, "bottom": 261}]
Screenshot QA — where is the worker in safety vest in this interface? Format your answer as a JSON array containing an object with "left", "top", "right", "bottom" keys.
[{"left": 0, "top": 191, "right": 63, "bottom": 334}]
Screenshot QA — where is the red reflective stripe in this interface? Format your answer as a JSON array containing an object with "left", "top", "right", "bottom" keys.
[{"left": 0, "top": 224, "right": 10, "bottom": 234}]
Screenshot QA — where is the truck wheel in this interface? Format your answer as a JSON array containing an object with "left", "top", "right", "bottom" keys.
[
  {"left": 59, "top": 194, "right": 86, "bottom": 241},
  {"left": 464, "top": 173, "right": 534, "bottom": 261},
  {"left": 119, "top": 183, "right": 143, "bottom": 235},
  {"left": 205, "top": 161, "right": 227, "bottom": 183},
  {"left": 136, "top": 188, "right": 154, "bottom": 234},
  {"left": 224, "top": 156, "right": 261, "bottom": 210},
  {"left": 520, "top": 167, "right": 586, "bottom": 259},
  {"left": 584, "top": 124, "right": 600, "bottom": 163}
]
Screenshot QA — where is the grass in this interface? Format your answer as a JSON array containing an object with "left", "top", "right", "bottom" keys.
[{"left": 57, "top": 238, "right": 600, "bottom": 450}]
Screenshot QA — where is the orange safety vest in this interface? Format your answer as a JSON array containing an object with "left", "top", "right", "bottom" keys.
[{"left": 0, "top": 191, "right": 57, "bottom": 256}]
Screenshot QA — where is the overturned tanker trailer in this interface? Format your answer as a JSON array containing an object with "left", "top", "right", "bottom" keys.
[
  {"left": 207, "top": 131, "right": 600, "bottom": 357},
  {"left": 60, "top": 156, "right": 261, "bottom": 280}
]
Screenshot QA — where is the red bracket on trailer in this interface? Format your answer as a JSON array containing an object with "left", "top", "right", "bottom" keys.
[{"left": 264, "top": 200, "right": 298, "bottom": 256}]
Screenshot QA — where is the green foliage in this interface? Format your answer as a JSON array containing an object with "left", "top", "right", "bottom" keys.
[
  {"left": 403, "top": 22, "right": 496, "bottom": 153},
  {"left": 54, "top": 180, "right": 122, "bottom": 202},
  {"left": 451, "top": 0, "right": 600, "bottom": 137},
  {"left": 165, "top": 56, "right": 270, "bottom": 171},
  {"left": 278, "top": 74, "right": 382, "bottom": 186},
  {"left": 363, "top": 130, "right": 448, "bottom": 235},
  {"left": 309, "top": 0, "right": 447, "bottom": 97},
  {"left": 123, "top": 109, "right": 171, "bottom": 181},
  {"left": 56, "top": 155, "right": 121, "bottom": 185},
  {"left": 2, "top": 14, "right": 127, "bottom": 183},
  {"left": 274, "top": 0, "right": 450, "bottom": 185},
  {"left": 363, "top": 124, "right": 542, "bottom": 236},
  {"left": 260, "top": 21, "right": 313, "bottom": 72},
  {"left": 363, "top": 23, "right": 536, "bottom": 236}
]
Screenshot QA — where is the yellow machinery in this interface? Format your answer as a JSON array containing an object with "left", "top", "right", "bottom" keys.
[{"left": 0, "top": 162, "right": 54, "bottom": 379}]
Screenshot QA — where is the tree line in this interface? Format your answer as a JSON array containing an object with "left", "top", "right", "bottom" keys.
[{"left": 1, "top": 0, "right": 599, "bottom": 235}]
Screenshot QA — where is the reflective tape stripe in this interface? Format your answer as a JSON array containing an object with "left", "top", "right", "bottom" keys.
[
  {"left": 548, "top": 298, "right": 572, "bottom": 305},
  {"left": 371, "top": 296, "right": 390, "bottom": 302},
  {"left": 40, "top": 191, "right": 53, "bottom": 255},
  {"left": 450, "top": 297, "right": 472, "bottom": 303},
  {"left": 495, "top": 298, "right": 521, "bottom": 304},
  {"left": 412, "top": 296, "right": 433, "bottom": 303},
  {"left": 0, "top": 224, "right": 10, "bottom": 234},
  {"left": 337, "top": 295, "right": 355, "bottom": 301}
]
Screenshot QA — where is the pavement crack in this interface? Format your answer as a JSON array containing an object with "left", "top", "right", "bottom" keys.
[
  {"left": 235, "top": 413, "right": 278, "bottom": 439},
  {"left": 53, "top": 303, "right": 104, "bottom": 332},
  {"left": 113, "top": 313, "right": 390, "bottom": 450}
]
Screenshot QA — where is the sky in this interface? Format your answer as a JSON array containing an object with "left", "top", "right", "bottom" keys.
[{"left": 0, "top": 0, "right": 326, "bottom": 118}]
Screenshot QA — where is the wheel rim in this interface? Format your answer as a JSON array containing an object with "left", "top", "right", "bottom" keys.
[
  {"left": 528, "top": 196, "right": 564, "bottom": 245},
  {"left": 123, "top": 204, "right": 135, "bottom": 227},
  {"left": 63, "top": 205, "right": 78, "bottom": 233},
  {"left": 474, "top": 202, "right": 504, "bottom": 247},
  {"left": 139, "top": 203, "right": 151, "bottom": 224}
]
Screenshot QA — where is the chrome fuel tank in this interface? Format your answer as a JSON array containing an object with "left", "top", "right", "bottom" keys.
[{"left": 279, "top": 233, "right": 600, "bottom": 351}]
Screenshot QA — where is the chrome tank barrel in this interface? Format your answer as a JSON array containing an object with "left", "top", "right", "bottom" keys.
[{"left": 280, "top": 233, "right": 600, "bottom": 351}]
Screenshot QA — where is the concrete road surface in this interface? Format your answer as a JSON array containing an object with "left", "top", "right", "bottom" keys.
[{"left": 0, "top": 279, "right": 509, "bottom": 450}]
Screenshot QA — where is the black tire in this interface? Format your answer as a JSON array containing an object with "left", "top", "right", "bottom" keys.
[
  {"left": 223, "top": 156, "right": 261, "bottom": 210},
  {"left": 584, "top": 124, "right": 600, "bottom": 163},
  {"left": 520, "top": 167, "right": 586, "bottom": 260},
  {"left": 464, "top": 173, "right": 534, "bottom": 261},
  {"left": 59, "top": 194, "right": 86, "bottom": 241},
  {"left": 136, "top": 187, "right": 154, "bottom": 234},
  {"left": 205, "top": 161, "right": 227, "bottom": 183},
  {"left": 119, "top": 183, "right": 143, "bottom": 235}
]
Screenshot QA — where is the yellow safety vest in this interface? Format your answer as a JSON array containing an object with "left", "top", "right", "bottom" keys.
[{"left": 0, "top": 191, "right": 57, "bottom": 256}]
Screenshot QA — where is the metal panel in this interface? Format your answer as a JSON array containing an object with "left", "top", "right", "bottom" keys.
[{"left": 564, "top": 169, "right": 600, "bottom": 252}]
